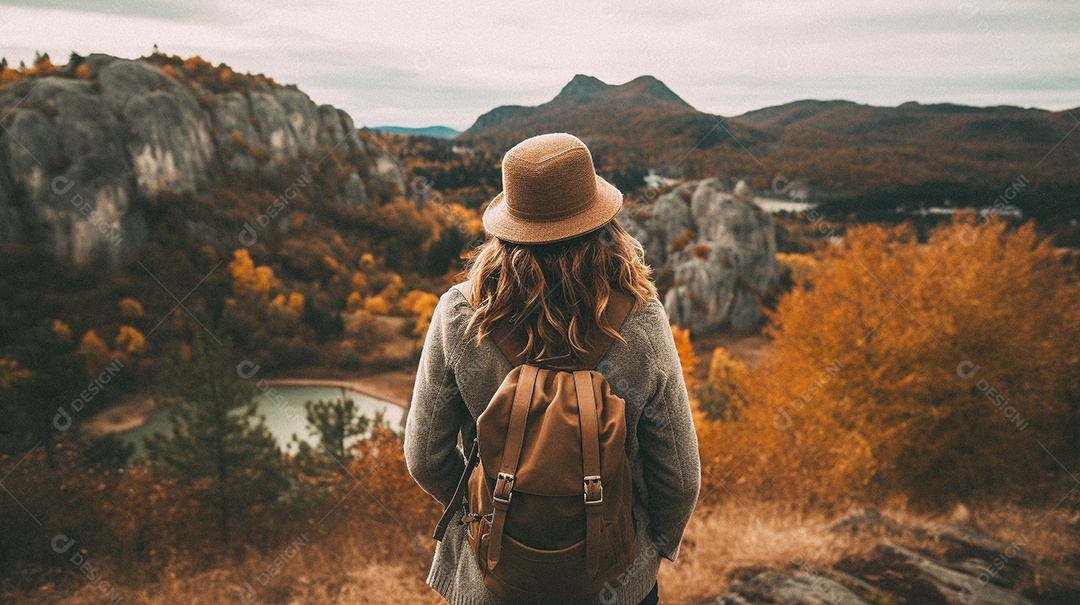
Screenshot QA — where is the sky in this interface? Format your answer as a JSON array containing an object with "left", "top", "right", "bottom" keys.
[{"left": 1, "top": 0, "right": 1077, "bottom": 130}]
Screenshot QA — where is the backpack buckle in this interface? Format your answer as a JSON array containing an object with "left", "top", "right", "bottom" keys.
[
  {"left": 493, "top": 472, "right": 515, "bottom": 505},
  {"left": 584, "top": 475, "right": 603, "bottom": 504}
]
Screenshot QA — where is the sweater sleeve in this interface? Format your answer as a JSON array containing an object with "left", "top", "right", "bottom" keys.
[
  {"left": 404, "top": 287, "right": 469, "bottom": 506},
  {"left": 636, "top": 300, "right": 702, "bottom": 562}
]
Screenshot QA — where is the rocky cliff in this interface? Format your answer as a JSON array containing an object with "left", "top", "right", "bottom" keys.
[
  {"left": 619, "top": 178, "right": 778, "bottom": 333},
  {"left": 0, "top": 54, "right": 406, "bottom": 264}
]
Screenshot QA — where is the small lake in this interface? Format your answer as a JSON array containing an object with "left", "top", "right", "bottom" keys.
[{"left": 118, "top": 385, "right": 406, "bottom": 459}]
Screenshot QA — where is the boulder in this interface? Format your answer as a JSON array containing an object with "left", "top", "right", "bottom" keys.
[
  {"left": 712, "top": 569, "right": 869, "bottom": 605},
  {"left": 620, "top": 178, "right": 778, "bottom": 333},
  {"left": 879, "top": 543, "right": 1035, "bottom": 605}
]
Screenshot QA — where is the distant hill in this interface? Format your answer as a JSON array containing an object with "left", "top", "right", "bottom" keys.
[
  {"left": 734, "top": 98, "right": 1067, "bottom": 147},
  {"left": 370, "top": 125, "right": 459, "bottom": 138},
  {"left": 460, "top": 76, "right": 1080, "bottom": 222}
]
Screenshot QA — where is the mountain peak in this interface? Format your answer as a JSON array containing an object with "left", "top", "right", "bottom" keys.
[
  {"left": 551, "top": 74, "right": 693, "bottom": 109},
  {"left": 555, "top": 74, "right": 609, "bottom": 101}
]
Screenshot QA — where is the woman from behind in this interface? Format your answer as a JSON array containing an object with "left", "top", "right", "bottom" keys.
[{"left": 405, "top": 132, "right": 700, "bottom": 605}]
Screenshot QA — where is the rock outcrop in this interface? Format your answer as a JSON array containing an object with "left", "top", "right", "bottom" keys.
[
  {"left": 619, "top": 178, "right": 778, "bottom": 333},
  {"left": 707, "top": 510, "right": 1079, "bottom": 605},
  {"left": 0, "top": 54, "right": 406, "bottom": 264}
]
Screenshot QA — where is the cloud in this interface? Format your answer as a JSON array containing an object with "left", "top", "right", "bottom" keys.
[{"left": 0, "top": 0, "right": 1075, "bottom": 129}]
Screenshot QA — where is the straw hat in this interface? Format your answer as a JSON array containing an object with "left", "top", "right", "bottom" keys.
[{"left": 482, "top": 133, "right": 623, "bottom": 244}]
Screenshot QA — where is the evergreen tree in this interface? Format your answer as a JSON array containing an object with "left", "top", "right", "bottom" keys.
[
  {"left": 304, "top": 389, "right": 370, "bottom": 464},
  {"left": 145, "top": 329, "right": 284, "bottom": 545}
]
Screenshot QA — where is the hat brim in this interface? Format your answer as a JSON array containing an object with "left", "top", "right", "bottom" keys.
[{"left": 482, "top": 174, "right": 624, "bottom": 245}]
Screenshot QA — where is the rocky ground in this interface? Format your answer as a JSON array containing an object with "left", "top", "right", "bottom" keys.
[{"left": 706, "top": 509, "right": 1080, "bottom": 605}]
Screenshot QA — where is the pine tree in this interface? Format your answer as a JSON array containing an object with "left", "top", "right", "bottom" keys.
[
  {"left": 304, "top": 389, "right": 371, "bottom": 464},
  {"left": 145, "top": 329, "right": 284, "bottom": 545}
]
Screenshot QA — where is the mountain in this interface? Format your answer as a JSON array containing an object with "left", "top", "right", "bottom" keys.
[
  {"left": 370, "top": 125, "right": 459, "bottom": 138},
  {"left": 463, "top": 74, "right": 697, "bottom": 137},
  {"left": 460, "top": 76, "right": 1080, "bottom": 222}
]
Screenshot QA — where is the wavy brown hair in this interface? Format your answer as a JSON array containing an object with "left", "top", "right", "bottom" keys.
[{"left": 461, "top": 219, "right": 657, "bottom": 366}]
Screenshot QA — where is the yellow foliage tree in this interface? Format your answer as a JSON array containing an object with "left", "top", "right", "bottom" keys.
[
  {"left": 377, "top": 274, "right": 405, "bottom": 304},
  {"left": 286, "top": 292, "right": 304, "bottom": 315},
  {"left": 114, "top": 325, "right": 147, "bottom": 355},
  {"left": 78, "top": 330, "right": 113, "bottom": 377},
  {"left": 363, "top": 295, "right": 391, "bottom": 315},
  {"left": 52, "top": 320, "right": 72, "bottom": 340},
  {"left": 403, "top": 290, "right": 441, "bottom": 337},
  {"left": 670, "top": 324, "right": 696, "bottom": 392},
  {"left": 119, "top": 297, "right": 145, "bottom": 318},
  {"left": 228, "top": 249, "right": 277, "bottom": 295}
]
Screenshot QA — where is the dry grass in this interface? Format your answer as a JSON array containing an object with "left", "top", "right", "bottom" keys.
[
  {"left": 28, "top": 533, "right": 443, "bottom": 605},
  {"left": 10, "top": 502, "right": 1076, "bottom": 605}
]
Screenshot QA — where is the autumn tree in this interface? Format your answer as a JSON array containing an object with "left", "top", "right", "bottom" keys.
[
  {"left": 78, "top": 329, "right": 113, "bottom": 377},
  {"left": 698, "top": 216, "right": 1080, "bottom": 511},
  {"left": 228, "top": 248, "right": 277, "bottom": 295}
]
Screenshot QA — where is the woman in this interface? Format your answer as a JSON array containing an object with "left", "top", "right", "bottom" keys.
[{"left": 405, "top": 132, "right": 700, "bottom": 605}]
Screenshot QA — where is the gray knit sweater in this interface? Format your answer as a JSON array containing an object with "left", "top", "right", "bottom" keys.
[{"left": 404, "top": 282, "right": 701, "bottom": 605}]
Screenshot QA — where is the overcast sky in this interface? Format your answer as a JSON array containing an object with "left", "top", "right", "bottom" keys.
[{"left": 1, "top": 0, "right": 1076, "bottom": 130}]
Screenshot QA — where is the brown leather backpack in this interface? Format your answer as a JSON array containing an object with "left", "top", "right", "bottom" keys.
[{"left": 433, "top": 285, "right": 638, "bottom": 601}]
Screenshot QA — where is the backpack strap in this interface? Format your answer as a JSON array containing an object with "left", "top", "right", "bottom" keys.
[
  {"left": 574, "top": 370, "right": 605, "bottom": 576},
  {"left": 486, "top": 363, "right": 539, "bottom": 567},
  {"left": 432, "top": 437, "right": 480, "bottom": 541}
]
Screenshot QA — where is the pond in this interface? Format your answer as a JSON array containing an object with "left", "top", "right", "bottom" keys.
[{"left": 117, "top": 385, "right": 407, "bottom": 459}]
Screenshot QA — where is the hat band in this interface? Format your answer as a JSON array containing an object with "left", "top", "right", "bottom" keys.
[{"left": 507, "top": 188, "right": 598, "bottom": 222}]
